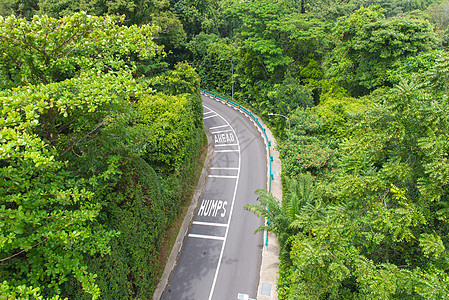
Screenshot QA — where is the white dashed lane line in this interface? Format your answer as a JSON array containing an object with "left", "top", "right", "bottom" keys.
[
  {"left": 214, "top": 150, "right": 240, "bottom": 153},
  {"left": 192, "top": 221, "right": 228, "bottom": 227},
  {"left": 203, "top": 114, "right": 219, "bottom": 120},
  {"left": 189, "top": 234, "right": 225, "bottom": 241},
  {"left": 209, "top": 124, "right": 230, "bottom": 130},
  {"left": 211, "top": 129, "right": 233, "bottom": 134},
  {"left": 214, "top": 144, "right": 239, "bottom": 147}
]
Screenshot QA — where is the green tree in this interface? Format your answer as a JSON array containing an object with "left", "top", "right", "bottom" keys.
[
  {"left": 280, "top": 53, "right": 449, "bottom": 299},
  {"left": 278, "top": 107, "right": 338, "bottom": 178},
  {"left": 0, "top": 72, "right": 127, "bottom": 299},
  {"left": 266, "top": 74, "right": 314, "bottom": 113},
  {"left": 317, "top": 80, "right": 372, "bottom": 139},
  {"left": 326, "top": 6, "right": 437, "bottom": 95},
  {"left": 230, "top": 0, "right": 323, "bottom": 81},
  {"left": 427, "top": 0, "right": 449, "bottom": 47},
  {"left": 352, "top": 0, "right": 436, "bottom": 18},
  {"left": 0, "top": 0, "right": 38, "bottom": 19},
  {"left": 0, "top": 12, "right": 161, "bottom": 89},
  {"left": 386, "top": 50, "right": 445, "bottom": 85},
  {"left": 38, "top": 0, "right": 166, "bottom": 25},
  {"left": 259, "top": 74, "right": 314, "bottom": 138},
  {"left": 137, "top": 93, "right": 194, "bottom": 169},
  {"left": 245, "top": 173, "right": 321, "bottom": 248},
  {"left": 0, "top": 12, "right": 163, "bottom": 298},
  {"left": 305, "top": 0, "right": 355, "bottom": 20},
  {"left": 189, "top": 36, "right": 237, "bottom": 93},
  {"left": 152, "top": 11, "right": 187, "bottom": 50},
  {"left": 170, "top": 0, "right": 219, "bottom": 38}
]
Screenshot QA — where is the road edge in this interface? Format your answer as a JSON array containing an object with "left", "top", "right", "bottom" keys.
[
  {"left": 202, "top": 91, "right": 281, "bottom": 300},
  {"left": 152, "top": 125, "right": 214, "bottom": 300},
  {"left": 253, "top": 115, "right": 281, "bottom": 300}
]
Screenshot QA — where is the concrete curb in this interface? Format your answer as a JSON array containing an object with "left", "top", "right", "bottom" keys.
[
  {"left": 254, "top": 116, "right": 281, "bottom": 300},
  {"left": 152, "top": 127, "right": 214, "bottom": 300}
]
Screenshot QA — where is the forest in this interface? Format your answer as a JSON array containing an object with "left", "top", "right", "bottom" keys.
[
  {"left": 0, "top": 8, "right": 205, "bottom": 300},
  {"left": 1, "top": 0, "right": 449, "bottom": 298}
]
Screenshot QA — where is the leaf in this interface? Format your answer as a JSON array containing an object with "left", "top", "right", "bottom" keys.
[{"left": 419, "top": 233, "right": 445, "bottom": 258}]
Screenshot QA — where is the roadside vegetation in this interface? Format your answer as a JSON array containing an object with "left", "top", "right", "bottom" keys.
[
  {"left": 1, "top": 0, "right": 448, "bottom": 298},
  {"left": 0, "top": 12, "right": 204, "bottom": 300}
]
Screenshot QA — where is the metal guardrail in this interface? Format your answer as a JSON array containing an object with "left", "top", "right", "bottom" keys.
[
  {"left": 200, "top": 89, "right": 273, "bottom": 193},
  {"left": 201, "top": 89, "right": 274, "bottom": 247}
]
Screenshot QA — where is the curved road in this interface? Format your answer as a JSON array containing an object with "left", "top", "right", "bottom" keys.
[{"left": 161, "top": 95, "right": 267, "bottom": 299}]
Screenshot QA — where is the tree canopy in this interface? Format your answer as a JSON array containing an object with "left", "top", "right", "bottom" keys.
[
  {"left": 1, "top": 0, "right": 449, "bottom": 298},
  {"left": 1, "top": 12, "right": 203, "bottom": 299}
]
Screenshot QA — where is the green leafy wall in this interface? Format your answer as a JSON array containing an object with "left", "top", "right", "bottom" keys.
[{"left": 0, "top": 13, "right": 205, "bottom": 299}]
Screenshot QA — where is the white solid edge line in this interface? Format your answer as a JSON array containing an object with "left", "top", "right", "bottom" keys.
[
  {"left": 203, "top": 110, "right": 215, "bottom": 115},
  {"left": 209, "top": 124, "right": 230, "bottom": 130},
  {"left": 188, "top": 234, "right": 225, "bottom": 241},
  {"left": 203, "top": 105, "right": 241, "bottom": 300},
  {"left": 192, "top": 221, "right": 228, "bottom": 227}
]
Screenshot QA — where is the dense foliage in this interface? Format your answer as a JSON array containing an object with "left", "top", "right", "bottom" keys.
[
  {"left": 1, "top": 0, "right": 449, "bottom": 298},
  {"left": 0, "top": 13, "right": 204, "bottom": 299},
  {"left": 276, "top": 56, "right": 449, "bottom": 299},
  {"left": 219, "top": 0, "right": 448, "bottom": 299}
]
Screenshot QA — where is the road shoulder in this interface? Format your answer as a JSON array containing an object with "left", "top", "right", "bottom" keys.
[
  {"left": 152, "top": 126, "right": 214, "bottom": 300},
  {"left": 255, "top": 116, "right": 281, "bottom": 300}
]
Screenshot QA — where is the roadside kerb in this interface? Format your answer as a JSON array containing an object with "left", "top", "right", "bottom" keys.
[
  {"left": 200, "top": 89, "right": 281, "bottom": 300},
  {"left": 152, "top": 127, "right": 214, "bottom": 300}
]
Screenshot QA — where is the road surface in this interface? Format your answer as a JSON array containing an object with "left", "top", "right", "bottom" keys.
[{"left": 161, "top": 95, "right": 267, "bottom": 300}]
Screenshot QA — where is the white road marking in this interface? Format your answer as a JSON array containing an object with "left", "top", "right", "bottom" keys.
[
  {"left": 203, "top": 105, "right": 241, "bottom": 300},
  {"left": 214, "top": 150, "right": 240, "bottom": 153},
  {"left": 215, "top": 144, "right": 239, "bottom": 147},
  {"left": 209, "top": 124, "right": 230, "bottom": 130},
  {"left": 210, "top": 167, "right": 239, "bottom": 170},
  {"left": 198, "top": 199, "right": 228, "bottom": 217},
  {"left": 192, "top": 221, "right": 228, "bottom": 227},
  {"left": 203, "top": 110, "right": 215, "bottom": 115},
  {"left": 237, "top": 293, "right": 256, "bottom": 300},
  {"left": 211, "top": 129, "right": 233, "bottom": 134},
  {"left": 203, "top": 114, "right": 219, "bottom": 120},
  {"left": 188, "top": 234, "right": 225, "bottom": 241},
  {"left": 208, "top": 175, "right": 238, "bottom": 179},
  {"left": 214, "top": 132, "right": 235, "bottom": 144}
]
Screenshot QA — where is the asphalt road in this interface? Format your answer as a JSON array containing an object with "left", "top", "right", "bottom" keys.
[{"left": 160, "top": 95, "right": 266, "bottom": 300}]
